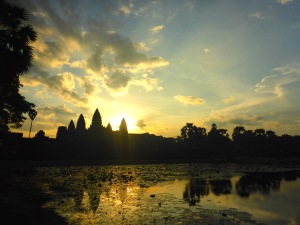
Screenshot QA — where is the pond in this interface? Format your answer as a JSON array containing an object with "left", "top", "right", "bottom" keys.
[{"left": 1, "top": 163, "right": 300, "bottom": 224}]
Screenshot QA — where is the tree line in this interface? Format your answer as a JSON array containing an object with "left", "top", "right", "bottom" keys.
[{"left": 176, "top": 122, "right": 300, "bottom": 158}]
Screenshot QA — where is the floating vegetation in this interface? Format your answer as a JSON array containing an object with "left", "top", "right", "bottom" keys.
[{"left": 1, "top": 163, "right": 300, "bottom": 224}]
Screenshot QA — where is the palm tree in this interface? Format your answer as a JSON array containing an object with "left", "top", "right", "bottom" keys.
[
  {"left": 28, "top": 109, "right": 37, "bottom": 138},
  {"left": 0, "top": 0, "right": 37, "bottom": 132}
]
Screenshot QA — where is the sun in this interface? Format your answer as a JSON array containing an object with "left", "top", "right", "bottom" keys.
[{"left": 110, "top": 114, "right": 137, "bottom": 132}]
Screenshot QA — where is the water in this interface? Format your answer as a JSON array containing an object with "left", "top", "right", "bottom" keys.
[{"left": 2, "top": 163, "right": 300, "bottom": 224}]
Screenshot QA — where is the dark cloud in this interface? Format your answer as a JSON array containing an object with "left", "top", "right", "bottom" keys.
[
  {"left": 44, "top": 41, "right": 63, "bottom": 58},
  {"left": 105, "top": 70, "right": 131, "bottom": 89},
  {"left": 35, "top": 105, "right": 77, "bottom": 127},
  {"left": 40, "top": 41, "right": 68, "bottom": 65},
  {"left": 38, "top": 105, "right": 76, "bottom": 118},
  {"left": 87, "top": 46, "right": 105, "bottom": 72},
  {"left": 136, "top": 119, "right": 147, "bottom": 129},
  {"left": 229, "top": 116, "right": 263, "bottom": 126},
  {"left": 85, "top": 31, "right": 168, "bottom": 75},
  {"left": 112, "top": 36, "right": 147, "bottom": 65},
  {"left": 82, "top": 79, "right": 97, "bottom": 95},
  {"left": 205, "top": 115, "right": 264, "bottom": 129},
  {"left": 14, "top": 0, "right": 168, "bottom": 101}
]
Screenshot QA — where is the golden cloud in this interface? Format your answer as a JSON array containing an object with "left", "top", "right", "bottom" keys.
[
  {"left": 277, "top": 0, "right": 293, "bottom": 5},
  {"left": 69, "top": 60, "right": 88, "bottom": 68},
  {"left": 204, "top": 48, "right": 211, "bottom": 53},
  {"left": 135, "top": 42, "right": 151, "bottom": 52},
  {"left": 131, "top": 74, "right": 163, "bottom": 91},
  {"left": 119, "top": 5, "right": 132, "bottom": 16},
  {"left": 255, "top": 66, "right": 300, "bottom": 97},
  {"left": 222, "top": 96, "right": 236, "bottom": 104},
  {"left": 150, "top": 25, "right": 164, "bottom": 33},
  {"left": 57, "top": 72, "right": 76, "bottom": 91},
  {"left": 174, "top": 95, "right": 205, "bottom": 105},
  {"left": 249, "top": 12, "right": 265, "bottom": 19}
]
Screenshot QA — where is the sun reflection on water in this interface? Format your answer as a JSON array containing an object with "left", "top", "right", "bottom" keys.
[{"left": 36, "top": 164, "right": 300, "bottom": 225}]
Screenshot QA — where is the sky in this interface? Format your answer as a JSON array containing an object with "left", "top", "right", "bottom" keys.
[{"left": 10, "top": 0, "right": 300, "bottom": 138}]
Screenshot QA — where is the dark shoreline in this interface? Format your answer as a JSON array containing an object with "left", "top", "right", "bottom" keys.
[{"left": 1, "top": 156, "right": 300, "bottom": 167}]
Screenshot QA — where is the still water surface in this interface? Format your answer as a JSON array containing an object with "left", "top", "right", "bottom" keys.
[{"left": 32, "top": 163, "right": 300, "bottom": 225}]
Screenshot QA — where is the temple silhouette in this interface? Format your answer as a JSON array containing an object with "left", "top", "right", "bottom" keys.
[
  {"left": 2, "top": 108, "right": 300, "bottom": 161},
  {"left": 11, "top": 108, "right": 176, "bottom": 161}
]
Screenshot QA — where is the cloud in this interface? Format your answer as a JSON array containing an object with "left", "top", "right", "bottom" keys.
[
  {"left": 118, "top": 1, "right": 147, "bottom": 17},
  {"left": 57, "top": 72, "right": 76, "bottom": 91},
  {"left": 249, "top": 12, "right": 265, "bottom": 19},
  {"left": 87, "top": 46, "right": 105, "bottom": 72},
  {"left": 228, "top": 115, "right": 264, "bottom": 126},
  {"left": 85, "top": 33, "right": 169, "bottom": 74},
  {"left": 136, "top": 119, "right": 147, "bottom": 129},
  {"left": 30, "top": 104, "right": 76, "bottom": 127},
  {"left": 277, "top": 0, "right": 293, "bottom": 5},
  {"left": 135, "top": 42, "right": 151, "bottom": 52},
  {"left": 150, "top": 25, "right": 164, "bottom": 33},
  {"left": 131, "top": 74, "right": 163, "bottom": 91},
  {"left": 211, "top": 98, "right": 267, "bottom": 118},
  {"left": 111, "top": 35, "right": 168, "bottom": 67},
  {"left": 27, "top": 0, "right": 170, "bottom": 100},
  {"left": 207, "top": 98, "right": 268, "bottom": 130},
  {"left": 75, "top": 76, "right": 98, "bottom": 95},
  {"left": 21, "top": 105, "right": 77, "bottom": 137},
  {"left": 255, "top": 66, "right": 300, "bottom": 97},
  {"left": 105, "top": 70, "right": 131, "bottom": 90},
  {"left": 23, "top": 66, "right": 88, "bottom": 106},
  {"left": 119, "top": 5, "right": 132, "bottom": 16},
  {"left": 33, "top": 40, "right": 70, "bottom": 68},
  {"left": 69, "top": 60, "right": 87, "bottom": 68},
  {"left": 38, "top": 105, "right": 76, "bottom": 120},
  {"left": 174, "top": 95, "right": 206, "bottom": 105},
  {"left": 205, "top": 114, "right": 264, "bottom": 129},
  {"left": 204, "top": 48, "right": 211, "bottom": 53},
  {"left": 222, "top": 96, "right": 236, "bottom": 104}
]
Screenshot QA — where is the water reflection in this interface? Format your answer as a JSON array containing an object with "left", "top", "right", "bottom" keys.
[
  {"left": 209, "top": 179, "right": 232, "bottom": 196},
  {"left": 183, "top": 178, "right": 209, "bottom": 202},
  {"left": 33, "top": 164, "right": 300, "bottom": 225},
  {"left": 236, "top": 171, "right": 300, "bottom": 197}
]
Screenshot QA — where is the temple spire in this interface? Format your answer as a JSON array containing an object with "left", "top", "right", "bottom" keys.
[
  {"left": 90, "top": 108, "right": 102, "bottom": 130},
  {"left": 76, "top": 114, "right": 86, "bottom": 131},
  {"left": 119, "top": 118, "right": 128, "bottom": 135}
]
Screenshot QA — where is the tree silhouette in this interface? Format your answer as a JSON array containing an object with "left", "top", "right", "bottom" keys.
[
  {"left": 232, "top": 126, "right": 246, "bottom": 143},
  {"left": 34, "top": 130, "right": 45, "bottom": 139},
  {"left": 207, "top": 123, "right": 219, "bottom": 138},
  {"left": 28, "top": 109, "right": 37, "bottom": 138},
  {"left": 0, "top": 0, "right": 37, "bottom": 133},
  {"left": 207, "top": 123, "right": 232, "bottom": 155},
  {"left": 254, "top": 128, "right": 266, "bottom": 137},
  {"left": 266, "top": 130, "right": 276, "bottom": 138},
  {"left": 181, "top": 123, "right": 206, "bottom": 144}
]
